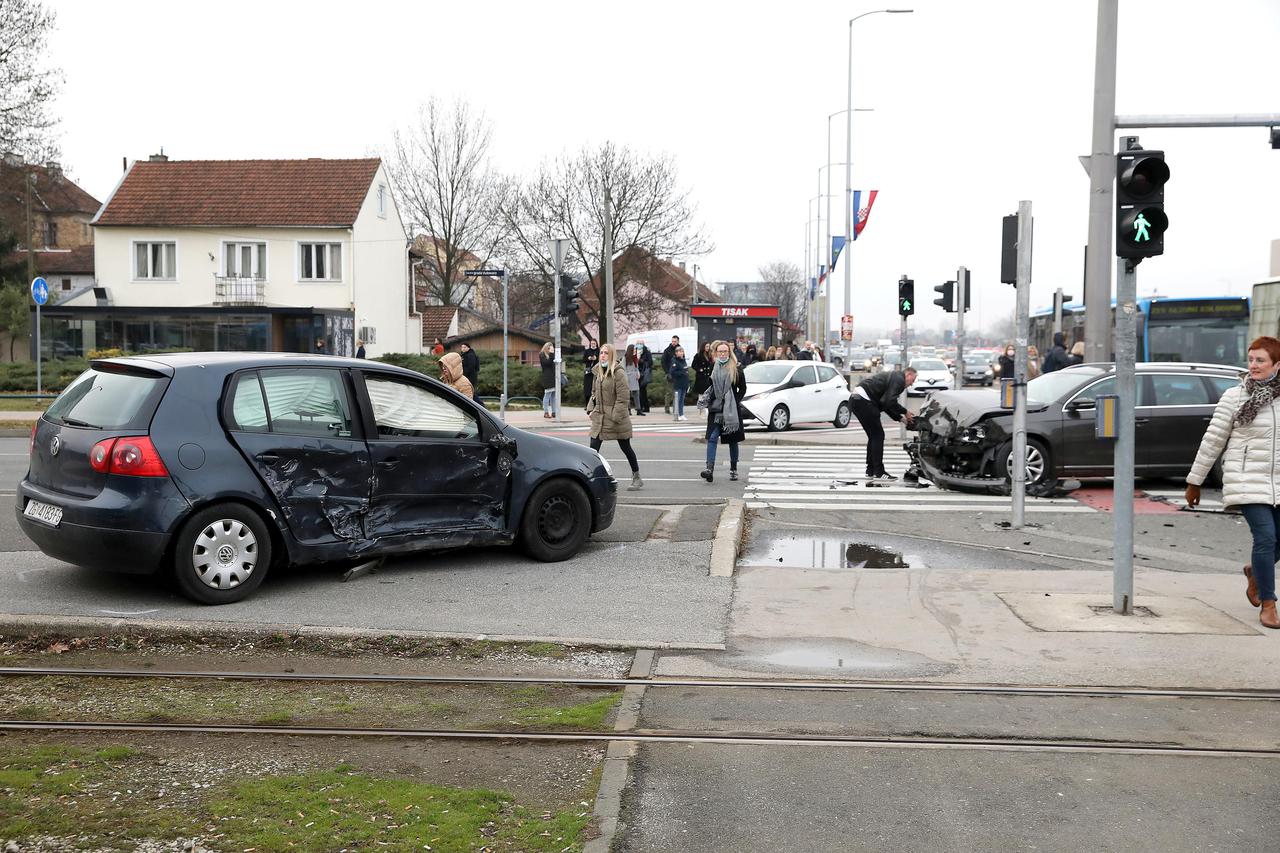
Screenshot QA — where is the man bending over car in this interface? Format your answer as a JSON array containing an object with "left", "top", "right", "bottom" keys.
[{"left": 850, "top": 367, "right": 915, "bottom": 481}]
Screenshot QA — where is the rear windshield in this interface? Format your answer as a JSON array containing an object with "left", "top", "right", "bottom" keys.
[
  {"left": 45, "top": 368, "right": 168, "bottom": 430},
  {"left": 912, "top": 359, "right": 946, "bottom": 371},
  {"left": 745, "top": 363, "right": 794, "bottom": 384}
]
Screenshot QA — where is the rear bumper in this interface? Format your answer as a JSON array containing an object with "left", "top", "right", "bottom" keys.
[{"left": 15, "top": 478, "right": 189, "bottom": 574}]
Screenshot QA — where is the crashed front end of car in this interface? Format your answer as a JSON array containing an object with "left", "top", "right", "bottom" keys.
[{"left": 906, "top": 392, "right": 1012, "bottom": 492}]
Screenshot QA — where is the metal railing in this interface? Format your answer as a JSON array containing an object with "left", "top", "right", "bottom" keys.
[{"left": 214, "top": 276, "right": 266, "bottom": 306}]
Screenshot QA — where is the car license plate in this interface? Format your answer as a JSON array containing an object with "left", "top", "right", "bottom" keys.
[{"left": 23, "top": 499, "right": 62, "bottom": 527}]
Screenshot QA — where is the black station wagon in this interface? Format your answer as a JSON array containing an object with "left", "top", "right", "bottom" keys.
[
  {"left": 907, "top": 362, "right": 1241, "bottom": 491},
  {"left": 17, "top": 354, "right": 617, "bottom": 604}
]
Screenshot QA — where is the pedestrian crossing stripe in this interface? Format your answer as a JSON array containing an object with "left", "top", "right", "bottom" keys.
[{"left": 747, "top": 502, "right": 1096, "bottom": 513}]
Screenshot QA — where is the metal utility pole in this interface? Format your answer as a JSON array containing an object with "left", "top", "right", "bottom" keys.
[
  {"left": 551, "top": 239, "right": 568, "bottom": 424},
  {"left": 954, "top": 266, "right": 967, "bottom": 393},
  {"left": 25, "top": 168, "right": 35, "bottom": 281},
  {"left": 1053, "top": 287, "right": 1065, "bottom": 335},
  {"left": 1114, "top": 256, "right": 1137, "bottom": 613},
  {"left": 502, "top": 269, "right": 509, "bottom": 421},
  {"left": 602, "top": 187, "right": 615, "bottom": 346},
  {"left": 1084, "top": 0, "right": 1118, "bottom": 363},
  {"left": 1011, "top": 201, "right": 1033, "bottom": 528}
]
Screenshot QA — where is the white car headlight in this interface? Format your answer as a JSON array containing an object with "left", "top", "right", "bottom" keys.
[{"left": 596, "top": 452, "right": 613, "bottom": 478}]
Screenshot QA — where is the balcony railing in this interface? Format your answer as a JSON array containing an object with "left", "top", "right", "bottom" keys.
[{"left": 214, "top": 276, "right": 266, "bottom": 306}]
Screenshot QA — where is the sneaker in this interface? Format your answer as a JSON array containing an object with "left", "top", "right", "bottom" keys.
[
  {"left": 676, "top": 415, "right": 687, "bottom": 422},
  {"left": 628, "top": 473, "right": 644, "bottom": 491},
  {"left": 700, "top": 469, "right": 714, "bottom": 483},
  {"left": 872, "top": 472, "right": 898, "bottom": 482},
  {"left": 729, "top": 469, "right": 738, "bottom": 481}
]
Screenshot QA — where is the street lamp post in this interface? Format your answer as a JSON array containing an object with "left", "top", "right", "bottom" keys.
[
  {"left": 825, "top": 110, "right": 871, "bottom": 350},
  {"left": 844, "top": 9, "right": 913, "bottom": 319}
]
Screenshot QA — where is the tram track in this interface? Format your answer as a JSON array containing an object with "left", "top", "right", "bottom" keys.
[
  {"left": 1, "top": 718, "right": 1276, "bottom": 759},
  {"left": 3, "top": 665, "right": 1280, "bottom": 702}
]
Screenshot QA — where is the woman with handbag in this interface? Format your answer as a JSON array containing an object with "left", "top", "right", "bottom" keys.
[
  {"left": 588, "top": 343, "right": 643, "bottom": 491},
  {"left": 699, "top": 340, "right": 747, "bottom": 483}
]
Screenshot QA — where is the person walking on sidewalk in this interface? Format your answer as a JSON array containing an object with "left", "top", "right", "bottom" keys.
[
  {"left": 624, "top": 344, "right": 643, "bottom": 415},
  {"left": 582, "top": 337, "right": 600, "bottom": 410},
  {"left": 539, "top": 342, "right": 557, "bottom": 419},
  {"left": 661, "top": 335, "right": 680, "bottom": 413},
  {"left": 637, "top": 342, "right": 654, "bottom": 414},
  {"left": 699, "top": 340, "right": 746, "bottom": 483},
  {"left": 692, "top": 342, "right": 714, "bottom": 416},
  {"left": 669, "top": 345, "right": 690, "bottom": 421},
  {"left": 589, "top": 343, "right": 643, "bottom": 491},
  {"left": 850, "top": 368, "right": 916, "bottom": 481},
  {"left": 1186, "top": 335, "right": 1280, "bottom": 629}
]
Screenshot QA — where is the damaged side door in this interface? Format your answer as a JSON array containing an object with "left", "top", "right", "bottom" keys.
[
  {"left": 355, "top": 371, "right": 511, "bottom": 540},
  {"left": 225, "top": 368, "right": 372, "bottom": 544}
]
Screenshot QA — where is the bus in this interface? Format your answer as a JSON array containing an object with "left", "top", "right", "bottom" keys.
[{"left": 1028, "top": 296, "right": 1249, "bottom": 366}]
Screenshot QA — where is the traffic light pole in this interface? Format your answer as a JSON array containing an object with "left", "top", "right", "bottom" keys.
[
  {"left": 1011, "top": 201, "right": 1033, "bottom": 528},
  {"left": 954, "top": 266, "right": 966, "bottom": 393},
  {"left": 551, "top": 239, "right": 568, "bottom": 425},
  {"left": 1083, "top": 0, "right": 1118, "bottom": 365},
  {"left": 502, "top": 269, "right": 510, "bottom": 422},
  {"left": 1113, "top": 258, "right": 1138, "bottom": 614}
]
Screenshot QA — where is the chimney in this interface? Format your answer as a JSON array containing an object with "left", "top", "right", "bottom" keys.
[
  {"left": 45, "top": 161, "right": 62, "bottom": 181},
  {"left": 678, "top": 261, "right": 686, "bottom": 272},
  {"left": 149, "top": 150, "right": 169, "bottom": 162},
  {"left": 2, "top": 151, "right": 23, "bottom": 168}
]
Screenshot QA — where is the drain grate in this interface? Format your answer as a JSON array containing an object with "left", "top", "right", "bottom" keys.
[{"left": 1089, "top": 605, "right": 1157, "bottom": 618}]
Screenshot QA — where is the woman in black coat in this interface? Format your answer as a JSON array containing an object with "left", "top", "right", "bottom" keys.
[
  {"left": 459, "top": 343, "right": 481, "bottom": 399},
  {"left": 691, "top": 342, "right": 714, "bottom": 398},
  {"left": 700, "top": 340, "right": 747, "bottom": 483},
  {"left": 539, "top": 342, "right": 557, "bottom": 419},
  {"left": 997, "top": 343, "right": 1015, "bottom": 382}
]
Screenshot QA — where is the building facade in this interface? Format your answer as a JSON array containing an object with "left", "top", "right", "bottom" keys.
[{"left": 43, "top": 156, "right": 416, "bottom": 359}]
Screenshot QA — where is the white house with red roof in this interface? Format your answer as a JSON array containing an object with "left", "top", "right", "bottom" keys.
[{"left": 48, "top": 154, "right": 416, "bottom": 358}]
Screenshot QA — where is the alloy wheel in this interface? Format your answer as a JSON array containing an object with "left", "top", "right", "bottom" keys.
[{"left": 1005, "top": 444, "right": 1046, "bottom": 483}]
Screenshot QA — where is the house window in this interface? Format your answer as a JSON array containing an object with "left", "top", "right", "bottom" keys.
[
  {"left": 377, "top": 185, "right": 387, "bottom": 218},
  {"left": 133, "top": 241, "right": 176, "bottom": 280},
  {"left": 61, "top": 278, "right": 71, "bottom": 291},
  {"left": 299, "top": 242, "right": 342, "bottom": 281},
  {"left": 224, "top": 242, "right": 267, "bottom": 279},
  {"left": 45, "top": 221, "right": 58, "bottom": 247}
]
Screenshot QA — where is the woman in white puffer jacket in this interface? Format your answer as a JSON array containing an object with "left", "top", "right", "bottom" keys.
[{"left": 1186, "top": 336, "right": 1280, "bottom": 629}]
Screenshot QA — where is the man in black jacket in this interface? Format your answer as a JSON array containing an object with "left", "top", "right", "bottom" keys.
[
  {"left": 851, "top": 368, "right": 916, "bottom": 481},
  {"left": 459, "top": 342, "right": 480, "bottom": 400},
  {"left": 661, "top": 335, "right": 680, "bottom": 413},
  {"left": 1041, "top": 331, "right": 1071, "bottom": 374}
]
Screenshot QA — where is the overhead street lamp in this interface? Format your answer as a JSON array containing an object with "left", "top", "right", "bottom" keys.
[{"left": 844, "top": 9, "right": 913, "bottom": 319}]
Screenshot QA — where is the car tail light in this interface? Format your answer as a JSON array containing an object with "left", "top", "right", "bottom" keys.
[{"left": 89, "top": 436, "right": 169, "bottom": 477}]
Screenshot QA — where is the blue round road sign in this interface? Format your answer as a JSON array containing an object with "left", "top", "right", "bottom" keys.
[{"left": 31, "top": 277, "right": 49, "bottom": 306}]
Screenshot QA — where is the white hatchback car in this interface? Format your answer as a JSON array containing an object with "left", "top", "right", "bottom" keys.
[
  {"left": 907, "top": 357, "right": 953, "bottom": 396},
  {"left": 742, "top": 360, "right": 852, "bottom": 431}
]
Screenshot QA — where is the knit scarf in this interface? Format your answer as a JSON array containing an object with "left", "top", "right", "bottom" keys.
[
  {"left": 1235, "top": 372, "right": 1280, "bottom": 426},
  {"left": 711, "top": 361, "right": 739, "bottom": 434}
]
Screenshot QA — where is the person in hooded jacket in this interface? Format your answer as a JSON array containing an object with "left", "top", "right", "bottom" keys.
[
  {"left": 439, "top": 351, "right": 474, "bottom": 399},
  {"left": 1187, "top": 335, "right": 1280, "bottom": 629},
  {"left": 1041, "top": 332, "right": 1071, "bottom": 373}
]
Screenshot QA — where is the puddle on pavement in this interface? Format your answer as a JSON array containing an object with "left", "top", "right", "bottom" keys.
[{"left": 742, "top": 536, "right": 911, "bottom": 569}]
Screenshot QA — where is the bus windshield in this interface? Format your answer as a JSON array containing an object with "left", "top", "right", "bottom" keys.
[{"left": 1147, "top": 317, "right": 1246, "bottom": 366}]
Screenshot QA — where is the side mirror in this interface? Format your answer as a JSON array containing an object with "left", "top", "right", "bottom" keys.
[{"left": 1065, "top": 399, "right": 1095, "bottom": 412}]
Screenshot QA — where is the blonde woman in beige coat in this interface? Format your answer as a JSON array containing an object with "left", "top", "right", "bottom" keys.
[
  {"left": 588, "top": 343, "right": 642, "bottom": 490},
  {"left": 1187, "top": 336, "right": 1280, "bottom": 629}
]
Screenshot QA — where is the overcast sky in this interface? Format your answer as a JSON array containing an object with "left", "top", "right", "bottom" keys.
[{"left": 43, "top": 0, "right": 1279, "bottom": 338}]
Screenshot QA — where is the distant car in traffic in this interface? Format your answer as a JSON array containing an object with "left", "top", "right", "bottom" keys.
[
  {"left": 742, "top": 360, "right": 852, "bottom": 431},
  {"left": 908, "top": 362, "right": 1241, "bottom": 491},
  {"left": 907, "top": 358, "right": 953, "bottom": 396},
  {"left": 962, "top": 355, "right": 995, "bottom": 386},
  {"left": 17, "top": 354, "right": 617, "bottom": 604}
]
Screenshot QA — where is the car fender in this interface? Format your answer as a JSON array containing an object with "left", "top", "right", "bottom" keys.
[{"left": 503, "top": 428, "right": 610, "bottom": 531}]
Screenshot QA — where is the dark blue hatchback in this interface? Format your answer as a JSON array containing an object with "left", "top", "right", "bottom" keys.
[{"left": 17, "top": 353, "right": 617, "bottom": 604}]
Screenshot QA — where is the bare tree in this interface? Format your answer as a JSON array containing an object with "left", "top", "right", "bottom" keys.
[
  {"left": 757, "top": 260, "right": 807, "bottom": 331},
  {"left": 0, "top": 0, "right": 61, "bottom": 159},
  {"left": 503, "top": 142, "right": 711, "bottom": 342},
  {"left": 387, "top": 98, "right": 508, "bottom": 307}
]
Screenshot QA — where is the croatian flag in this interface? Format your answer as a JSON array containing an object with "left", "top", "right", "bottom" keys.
[
  {"left": 852, "top": 190, "right": 879, "bottom": 240},
  {"left": 816, "top": 263, "right": 828, "bottom": 287}
]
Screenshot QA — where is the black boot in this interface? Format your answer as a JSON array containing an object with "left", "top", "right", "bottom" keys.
[{"left": 700, "top": 468, "right": 713, "bottom": 483}]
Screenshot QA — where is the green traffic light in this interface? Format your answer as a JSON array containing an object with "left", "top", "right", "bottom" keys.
[{"left": 901, "top": 299, "right": 912, "bottom": 311}]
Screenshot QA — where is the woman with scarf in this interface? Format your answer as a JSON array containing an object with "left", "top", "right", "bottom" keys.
[
  {"left": 1187, "top": 336, "right": 1280, "bottom": 629},
  {"left": 699, "top": 340, "right": 747, "bottom": 483}
]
